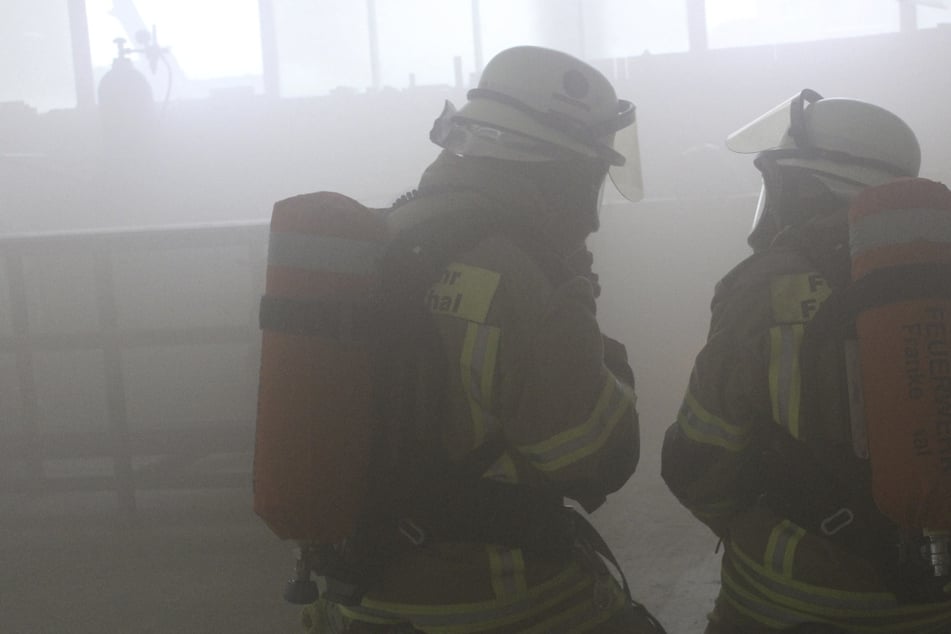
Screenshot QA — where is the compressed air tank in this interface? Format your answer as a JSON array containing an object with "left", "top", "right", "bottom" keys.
[
  {"left": 849, "top": 177, "right": 951, "bottom": 529},
  {"left": 253, "top": 192, "right": 386, "bottom": 543}
]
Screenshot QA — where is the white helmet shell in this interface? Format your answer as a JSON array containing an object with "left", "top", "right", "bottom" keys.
[
  {"left": 727, "top": 90, "right": 921, "bottom": 238},
  {"left": 430, "top": 46, "right": 643, "bottom": 201},
  {"left": 728, "top": 90, "right": 920, "bottom": 188}
]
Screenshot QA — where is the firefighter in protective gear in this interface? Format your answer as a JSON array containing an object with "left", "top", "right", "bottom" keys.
[
  {"left": 302, "top": 46, "right": 659, "bottom": 633},
  {"left": 660, "top": 89, "right": 951, "bottom": 633}
]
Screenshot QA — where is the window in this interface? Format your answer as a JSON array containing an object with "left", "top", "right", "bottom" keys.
[
  {"left": 706, "top": 0, "right": 900, "bottom": 49},
  {"left": 919, "top": 3, "right": 951, "bottom": 28},
  {"left": 86, "top": 0, "right": 263, "bottom": 101},
  {"left": 583, "top": 0, "right": 689, "bottom": 59},
  {"left": 375, "top": 0, "right": 474, "bottom": 88},
  {"left": 479, "top": 0, "right": 584, "bottom": 60},
  {"left": 273, "top": 0, "right": 689, "bottom": 98},
  {"left": 272, "top": 0, "right": 372, "bottom": 97},
  {"left": 0, "top": 0, "right": 75, "bottom": 112},
  {"left": 478, "top": 0, "right": 688, "bottom": 63}
]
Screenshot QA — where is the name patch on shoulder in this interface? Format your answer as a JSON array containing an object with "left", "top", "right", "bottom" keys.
[
  {"left": 770, "top": 272, "right": 831, "bottom": 323},
  {"left": 426, "top": 263, "right": 500, "bottom": 323}
]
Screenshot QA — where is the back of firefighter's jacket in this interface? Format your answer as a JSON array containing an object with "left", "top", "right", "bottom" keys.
[
  {"left": 662, "top": 213, "right": 951, "bottom": 632},
  {"left": 329, "top": 161, "right": 641, "bottom": 633}
]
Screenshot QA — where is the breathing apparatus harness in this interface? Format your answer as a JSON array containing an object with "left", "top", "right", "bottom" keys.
[{"left": 742, "top": 243, "right": 951, "bottom": 604}]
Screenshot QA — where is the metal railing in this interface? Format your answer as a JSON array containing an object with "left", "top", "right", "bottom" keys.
[{"left": 0, "top": 221, "right": 269, "bottom": 513}]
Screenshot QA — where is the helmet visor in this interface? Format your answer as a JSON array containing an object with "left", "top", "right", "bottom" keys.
[
  {"left": 749, "top": 184, "right": 767, "bottom": 233},
  {"left": 607, "top": 120, "right": 643, "bottom": 202},
  {"left": 726, "top": 94, "right": 798, "bottom": 153},
  {"left": 726, "top": 89, "right": 823, "bottom": 153}
]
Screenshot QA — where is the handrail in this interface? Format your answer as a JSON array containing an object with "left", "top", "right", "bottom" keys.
[{"left": 0, "top": 221, "right": 269, "bottom": 514}]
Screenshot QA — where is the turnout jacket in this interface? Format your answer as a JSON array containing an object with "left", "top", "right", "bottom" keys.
[
  {"left": 336, "top": 153, "right": 640, "bottom": 633},
  {"left": 661, "top": 211, "right": 951, "bottom": 632}
]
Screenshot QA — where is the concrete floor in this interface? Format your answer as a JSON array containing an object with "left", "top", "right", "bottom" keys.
[
  {"left": 1, "top": 487, "right": 301, "bottom": 634},
  {"left": 590, "top": 423, "right": 722, "bottom": 634}
]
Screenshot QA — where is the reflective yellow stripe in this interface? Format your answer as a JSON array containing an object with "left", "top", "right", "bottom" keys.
[
  {"left": 766, "top": 272, "right": 828, "bottom": 440},
  {"left": 334, "top": 609, "right": 403, "bottom": 626},
  {"left": 768, "top": 324, "right": 804, "bottom": 439},
  {"left": 460, "top": 322, "right": 500, "bottom": 448},
  {"left": 519, "top": 579, "right": 625, "bottom": 634},
  {"left": 765, "top": 520, "right": 806, "bottom": 578},
  {"left": 677, "top": 391, "right": 750, "bottom": 452},
  {"left": 518, "top": 375, "right": 633, "bottom": 472},
  {"left": 488, "top": 545, "right": 527, "bottom": 601},
  {"left": 850, "top": 207, "right": 951, "bottom": 258},
  {"left": 728, "top": 540, "right": 898, "bottom": 618},
  {"left": 721, "top": 566, "right": 804, "bottom": 630},
  {"left": 342, "top": 561, "right": 594, "bottom": 633},
  {"left": 729, "top": 539, "right": 951, "bottom": 631},
  {"left": 724, "top": 554, "right": 951, "bottom": 634},
  {"left": 731, "top": 540, "right": 896, "bottom": 614},
  {"left": 723, "top": 571, "right": 951, "bottom": 634}
]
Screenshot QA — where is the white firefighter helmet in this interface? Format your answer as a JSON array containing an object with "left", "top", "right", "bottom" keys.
[
  {"left": 430, "top": 46, "right": 643, "bottom": 202},
  {"left": 726, "top": 89, "right": 920, "bottom": 242}
]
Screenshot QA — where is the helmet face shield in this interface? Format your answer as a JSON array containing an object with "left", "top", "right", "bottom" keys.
[
  {"left": 607, "top": 119, "right": 643, "bottom": 202},
  {"left": 749, "top": 184, "right": 768, "bottom": 234},
  {"left": 726, "top": 89, "right": 823, "bottom": 154},
  {"left": 728, "top": 88, "right": 920, "bottom": 244},
  {"left": 727, "top": 88, "right": 918, "bottom": 180}
]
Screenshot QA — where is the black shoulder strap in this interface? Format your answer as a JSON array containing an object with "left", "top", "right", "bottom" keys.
[{"left": 807, "top": 262, "right": 951, "bottom": 340}]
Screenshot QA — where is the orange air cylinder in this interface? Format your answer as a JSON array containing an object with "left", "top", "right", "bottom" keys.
[
  {"left": 253, "top": 192, "right": 387, "bottom": 543},
  {"left": 850, "top": 177, "right": 951, "bottom": 529}
]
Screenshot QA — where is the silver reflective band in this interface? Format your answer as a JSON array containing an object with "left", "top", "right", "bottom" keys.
[
  {"left": 850, "top": 207, "right": 951, "bottom": 258},
  {"left": 267, "top": 232, "right": 384, "bottom": 275}
]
